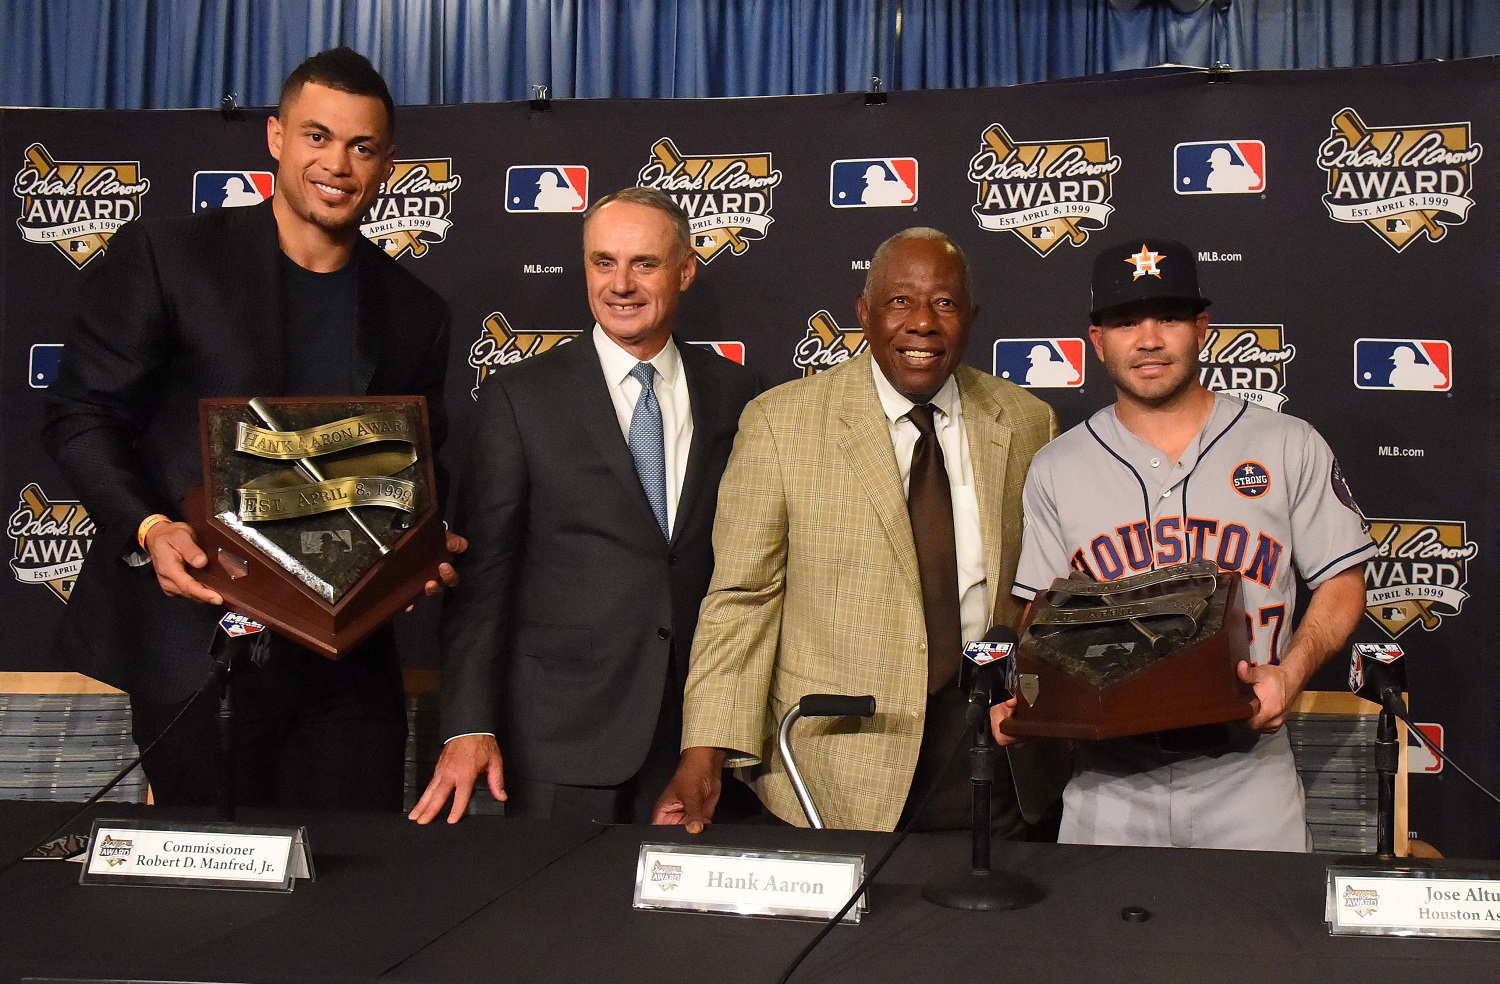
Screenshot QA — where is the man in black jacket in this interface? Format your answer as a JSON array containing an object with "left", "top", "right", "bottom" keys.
[{"left": 43, "top": 48, "right": 458, "bottom": 811}]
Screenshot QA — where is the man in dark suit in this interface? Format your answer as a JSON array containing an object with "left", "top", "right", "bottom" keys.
[
  {"left": 411, "top": 187, "right": 759, "bottom": 825},
  {"left": 43, "top": 48, "right": 458, "bottom": 811}
]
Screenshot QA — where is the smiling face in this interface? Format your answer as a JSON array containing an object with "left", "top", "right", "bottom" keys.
[
  {"left": 267, "top": 81, "right": 393, "bottom": 242},
  {"left": 1089, "top": 299, "right": 1210, "bottom": 409},
  {"left": 583, "top": 200, "right": 697, "bottom": 360},
  {"left": 856, "top": 236, "right": 975, "bottom": 404}
]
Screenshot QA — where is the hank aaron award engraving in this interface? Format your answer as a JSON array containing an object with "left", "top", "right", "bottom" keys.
[
  {"left": 1001, "top": 560, "right": 1255, "bottom": 740},
  {"left": 183, "top": 396, "right": 446, "bottom": 658}
]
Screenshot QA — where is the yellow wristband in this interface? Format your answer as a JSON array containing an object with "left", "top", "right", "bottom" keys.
[{"left": 137, "top": 513, "right": 171, "bottom": 550}]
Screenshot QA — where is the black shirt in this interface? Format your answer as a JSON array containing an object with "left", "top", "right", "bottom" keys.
[{"left": 281, "top": 252, "right": 358, "bottom": 395}]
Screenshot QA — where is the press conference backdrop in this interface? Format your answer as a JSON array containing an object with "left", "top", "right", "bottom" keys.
[{"left": 2, "top": 58, "right": 1495, "bottom": 857}]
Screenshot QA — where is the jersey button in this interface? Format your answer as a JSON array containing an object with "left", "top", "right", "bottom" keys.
[
  {"left": 1150, "top": 457, "right": 1161, "bottom": 468},
  {"left": 1161, "top": 489, "right": 1172, "bottom": 498}
]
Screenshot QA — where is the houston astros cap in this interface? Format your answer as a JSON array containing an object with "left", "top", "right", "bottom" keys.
[{"left": 1089, "top": 239, "right": 1211, "bottom": 321}]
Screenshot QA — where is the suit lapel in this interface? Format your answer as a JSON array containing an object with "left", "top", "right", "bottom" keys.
[
  {"left": 566, "top": 337, "right": 663, "bottom": 531},
  {"left": 957, "top": 367, "right": 1015, "bottom": 624},
  {"left": 836, "top": 356, "right": 920, "bottom": 588},
  {"left": 673, "top": 342, "right": 719, "bottom": 546},
  {"left": 349, "top": 239, "right": 382, "bottom": 395},
  {"left": 228, "top": 201, "right": 286, "bottom": 392}
]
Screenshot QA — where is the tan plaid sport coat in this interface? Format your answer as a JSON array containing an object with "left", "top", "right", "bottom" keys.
[{"left": 681, "top": 354, "right": 1067, "bottom": 831}]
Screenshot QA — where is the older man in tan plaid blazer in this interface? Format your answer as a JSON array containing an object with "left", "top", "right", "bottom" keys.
[{"left": 655, "top": 228, "right": 1067, "bottom": 832}]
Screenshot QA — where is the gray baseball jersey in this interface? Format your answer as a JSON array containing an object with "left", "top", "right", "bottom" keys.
[
  {"left": 1013, "top": 393, "right": 1377, "bottom": 850},
  {"left": 1016, "top": 393, "right": 1375, "bottom": 661}
]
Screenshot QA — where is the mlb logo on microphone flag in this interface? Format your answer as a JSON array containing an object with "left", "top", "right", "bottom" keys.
[
  {"left": 1354, "top": 338, "right": 1452, "bottom": 391},
  {"left": 688, "top": 341, "right": 746, "bottom": 364},
  {"left": 1174, "top": 141, "right": 1266, "bottom": 195},
  {"left": 193, "top": 171, "right": 273, "bottom": 211},
  {"left": 993, "top": 338, "right": 1085, "bottom": 388},
  {"left": 829, "top": 159, "right": 918, "bottom": 208},
  {"left": 505, "top": 166, "right": 588, "bottom": 212}
]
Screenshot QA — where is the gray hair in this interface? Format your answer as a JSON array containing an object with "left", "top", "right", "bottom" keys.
[
  {"left": 582, "top": 186, "right": 692, "bottom": 259},
  {"left": 862, "top": 227, "right": 973, "bottom": 303}
]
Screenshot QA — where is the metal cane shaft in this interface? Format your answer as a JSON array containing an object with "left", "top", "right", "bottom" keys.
[{"left": 777, "top": 708, "right": 824, "bottom": 829}]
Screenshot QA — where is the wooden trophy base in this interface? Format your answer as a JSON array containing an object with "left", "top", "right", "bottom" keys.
[
  {"left": 185, "top": 489, "right": 446, "bottom": 659},
  {"left": 1001, "top": 571, "right": 1256, "bottom": 741}
]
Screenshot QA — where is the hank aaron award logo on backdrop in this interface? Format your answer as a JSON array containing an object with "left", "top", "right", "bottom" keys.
[
  {"left": 13, "top": 143, "right": 149, "bottom": 268},
  {"left": 361, "top": 159, "right": 462, "bottom": 260},
  {"left": 1199, "top": 325, "right": 1296, "bottom": 411},
  {"left": 967, "top": 124, "right": 1119, "bottom": 255},
  {"left": 637, "top": 138, "right": 782, "bottom": 263},
  {"left": 468, "top": 312, "right": 579, "bottom": 397},
  {"left": 794, "top": 310, "right": 866, "bottom": 377},
  {"left": 8, "top": 484, "right": 94, "bottom": 603},
  {"left": 1363, "top": 518, "right": 1477, "bottom": 638},
  {"left": 1317, "top": 108, "right": 1483, "bottom": 251}
]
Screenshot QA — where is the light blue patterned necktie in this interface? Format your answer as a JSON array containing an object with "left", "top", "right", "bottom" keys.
[{"left": 628, "top": 361, "right": 669, "bottom": 538}]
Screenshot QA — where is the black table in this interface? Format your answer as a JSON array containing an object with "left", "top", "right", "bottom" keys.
[{"left": 1, "top": 801, "right": 1493, "bottom": 984}]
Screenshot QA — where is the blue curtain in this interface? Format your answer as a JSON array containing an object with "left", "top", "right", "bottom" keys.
[{"left": 3, "top": 0, "right": 1498, "bottom": 108}]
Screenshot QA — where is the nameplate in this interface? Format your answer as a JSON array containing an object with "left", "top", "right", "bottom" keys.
[
  {"left": 633, "top": 842, "right": 865, "bottom": 923},
  {"left": 79, "top": 819, "right": 314, "bottom": 892},
  {"left": 1327, "top": 865, "right": 1500, "bottom": 939}
]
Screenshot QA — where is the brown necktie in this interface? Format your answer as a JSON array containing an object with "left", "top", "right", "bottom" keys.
[{"left": 906, "top": 404, "right": 962, "bottom": 693}]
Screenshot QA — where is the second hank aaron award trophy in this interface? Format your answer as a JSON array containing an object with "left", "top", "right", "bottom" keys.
[
  {"left": 183, "top": 396, "right": 447, "bottom": 658},
  {"left": 1001, "top": 559, "right": 1255, "bottom": 740}
]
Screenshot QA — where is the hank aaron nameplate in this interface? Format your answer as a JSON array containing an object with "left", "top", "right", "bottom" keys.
[
  {"left": 183, "top": 396, "right": 446, "bottom": 658},
  {"left": 1001, "top": 560, "right": 1255, "bottom": 741}
]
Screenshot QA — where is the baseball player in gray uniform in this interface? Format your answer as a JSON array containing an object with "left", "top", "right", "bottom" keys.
[{"left": 993, "top": 239, "right": 1375, "bottom": 851}]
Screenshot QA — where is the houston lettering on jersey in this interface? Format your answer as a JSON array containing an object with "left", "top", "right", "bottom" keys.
[{"left": 1068, "top": 517, "right": 1285, "bottom": 587}]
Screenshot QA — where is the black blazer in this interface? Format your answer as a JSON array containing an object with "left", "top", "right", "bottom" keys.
[
  {"left": 42, "top": 201, "right": 451, "bottom": 703},
  {"left": 441, "top": 335, "right": 759, "bottom": 788}
]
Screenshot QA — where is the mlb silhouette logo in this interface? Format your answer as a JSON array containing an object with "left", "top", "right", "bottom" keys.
[
  {"left": 193, "top": 171, "right": 273, "bottom": 211},
  {"left": 992, "top": 338, "right": 1085, "bottom": 388},
  {"left": 29, "top": 343, "right": 63, "bottom": 388},
  {"left": 1353, "top": 338, "right": 1452, "bottom": 391},
  {"left": 829, "top": 158, "right": 918, "bottom": 208},
  {"left": 1407, "top": 722, "right": 1444, "bottom": 774},
  {"left": 505, "top": 166, "right": 588, "bottom": 213},
  {"left": 688, "top": 341, "right": 746, "bottom": 364},
  {"left": 1174, "top": 141, "right": 1266, "bottom": 195}
]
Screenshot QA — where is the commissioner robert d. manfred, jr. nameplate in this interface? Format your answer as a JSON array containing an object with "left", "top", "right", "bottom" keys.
[
  {"left": 79, "top": 819, "right": 314, "bottom": 892},
  {"left": 633, "top": 843, "right": 866, "bottom": 923},
  {"left": 185, "top": 396, "right": 447, "bottom": 658}
]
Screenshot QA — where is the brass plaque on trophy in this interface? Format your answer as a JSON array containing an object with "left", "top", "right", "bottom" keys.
[
  {"left": 183, "top": 396, "right": 446, "bottom": 658},
  {"left": 1001, "top": 560, "right": 1255, "bottom": 741}
]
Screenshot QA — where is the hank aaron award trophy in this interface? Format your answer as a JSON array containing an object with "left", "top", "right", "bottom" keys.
[
  {"left": 183, "top": 396, "right": 447, "bottom": 658},
  {"left": 1001, "top": 560, "right": 1255, "bottom": 740}
]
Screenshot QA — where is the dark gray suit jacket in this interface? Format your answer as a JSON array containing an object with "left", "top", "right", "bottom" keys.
[
  {"left": 43, "top": 201, "right": 451, "bottom": 704},
  {"left": 441, "top": 335, "right": 759, "bottom": 787}
]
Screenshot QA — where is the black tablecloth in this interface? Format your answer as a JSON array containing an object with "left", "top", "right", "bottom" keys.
[{"left": 1, "top": 802, "right": 1494, "bottom": 984}]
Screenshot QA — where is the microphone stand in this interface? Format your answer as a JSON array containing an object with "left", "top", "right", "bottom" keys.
[
  {"left": 213, "top": 634, "right": 237, "bottom": 822},
  {"left": 921, "top": 690, "right": 1045, "bottom": 911},
  {"left": 1374, "top": 686, "right": 1403, "bottom": 860}
]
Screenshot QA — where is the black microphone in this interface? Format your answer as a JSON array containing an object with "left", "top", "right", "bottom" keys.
[
  {"left": 1349, "top": 642, "right": 1407, "bottom": 714},
  {"left": 963, "top": 625, "right": 1018, "bottom": 726}
]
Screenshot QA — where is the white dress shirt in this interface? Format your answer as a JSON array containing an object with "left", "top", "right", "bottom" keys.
[
  {"left": 871, "top": 360, "right": 989, "bottom": 644},
  {"left": 593, "top": 324, "right": 694, "bottom": 536}
]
